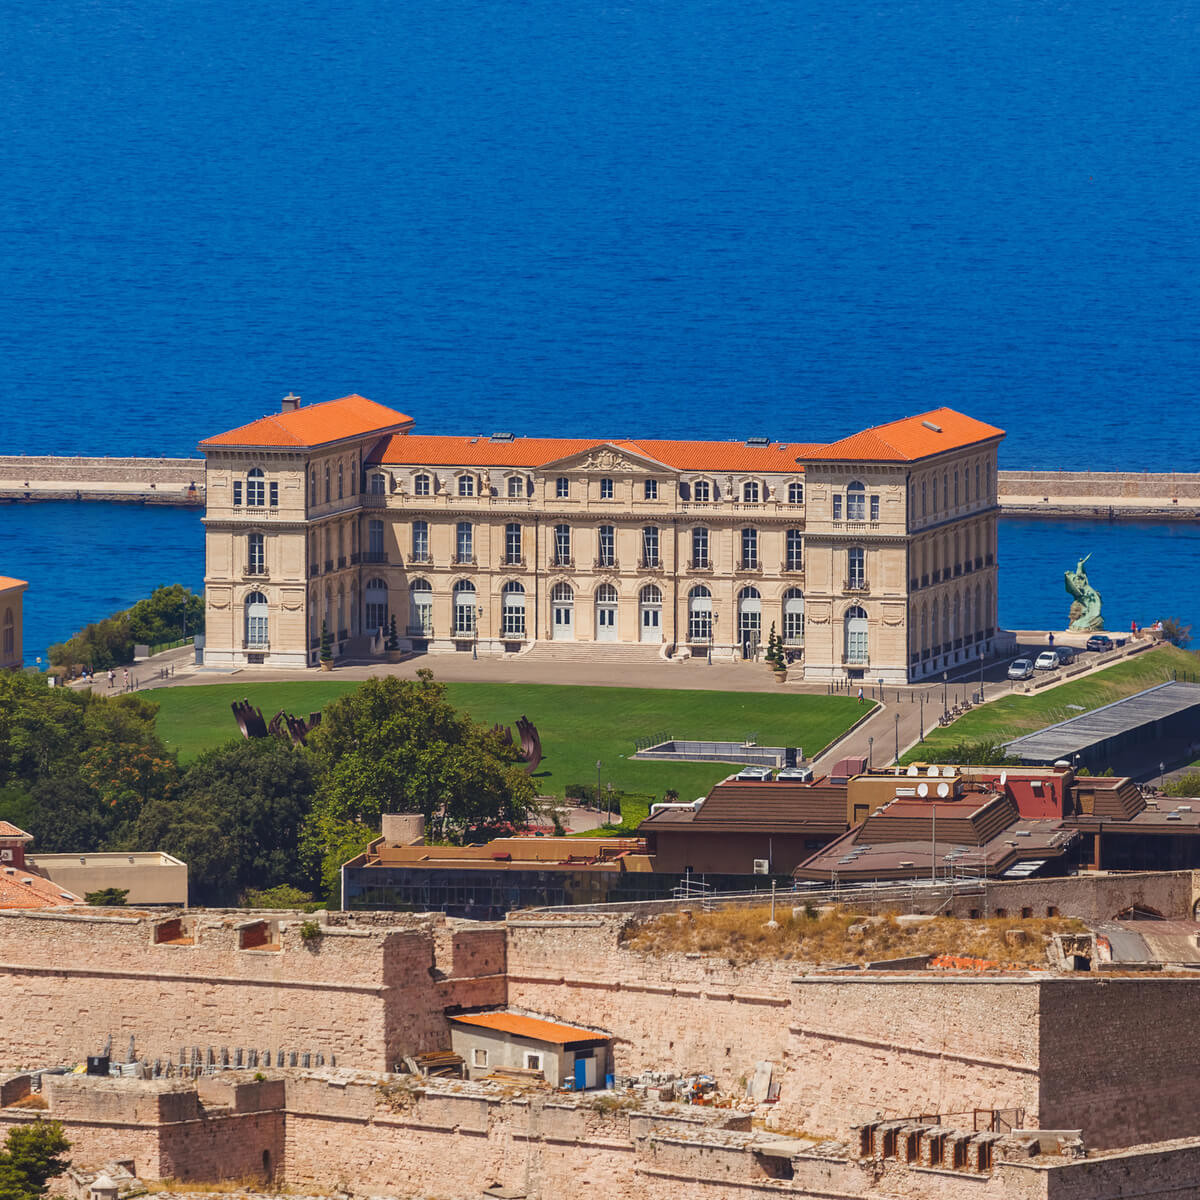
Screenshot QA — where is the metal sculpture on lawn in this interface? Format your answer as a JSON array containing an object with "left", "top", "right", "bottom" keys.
[
  {"left": 1065, "top": 554, "right": 1104, "bottom": 631},
  {"left": 231, "top": 699, "right": 322, "bottom": 747},
  {"left": 491, "top": 715, "right": 543, "bottom": 774}
]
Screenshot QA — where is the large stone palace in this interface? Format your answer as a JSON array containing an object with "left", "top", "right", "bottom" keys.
[{"left": 199, "top": 394, "right": 1003, "bottom": 682}]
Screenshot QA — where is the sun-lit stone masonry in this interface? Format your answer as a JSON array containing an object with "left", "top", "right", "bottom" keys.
[{"left": 0, "top": 908, "right": 505, "bottom": 1071}]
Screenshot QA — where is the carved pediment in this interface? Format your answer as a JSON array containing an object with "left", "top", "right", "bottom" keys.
[{"left": 542, "top": 443, "right": 672, "bottom": 475}]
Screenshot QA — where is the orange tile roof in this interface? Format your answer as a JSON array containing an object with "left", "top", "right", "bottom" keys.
[
  {"left": 802, "top": 408, "right": 1005, "bottom": 463},
  {"left": 450, "top": 1011, "right": 609, "bottom": 1045},
  {"left": 0, "top": 577, "right": 28, "bottom": 591},
  {"left": 0, "top": 869, "right": 81, "bottom": 910},
  {"left": 618, "top": 439, "right": 807, "bottom": 472},
  {"left": 0, "top": 822, "right": 32, "bottom": 840},
  {"left": 200, "top": 395, "right": 413, "bottom": 450}
]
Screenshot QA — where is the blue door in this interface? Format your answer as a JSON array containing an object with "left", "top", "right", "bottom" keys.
[{"left": 574, "top": 1056, "right": 587, "bottom": 1091}]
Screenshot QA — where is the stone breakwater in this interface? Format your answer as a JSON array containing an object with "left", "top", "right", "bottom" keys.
[
  {"left": 3, "top": 459, "right": 1199, "bottom": 518},
  {"left": 0, "top": 456, "right": 204, "bottom": 505}
]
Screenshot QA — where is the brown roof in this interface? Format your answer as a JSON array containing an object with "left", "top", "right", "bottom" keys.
[
  {"left": 450, "top": 1012, "right": 609, "bottom": 1045},
  {"left": 857, "top": 792, "right": 1018, "bottom": 846},
  {"left": 200, "top": 394, "right": 413, "bottom": 450},
  {"left": 0, "top": 869, "right": 81, "bottom": 910},
  {"left": 639, "top": 781, "right": 846, "bottom": 835},
  {"left": 0, "top": 576, "right": 28, "bottom": 591},
  {"left": 0, "top": 822, "right": 32, "bottom": 841}
]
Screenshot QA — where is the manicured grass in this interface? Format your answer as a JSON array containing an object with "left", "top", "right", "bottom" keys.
[
  {"left": 902, "top": 644, "right": 1198, "bottom": 762},
  {"left": 150, "top": 679, "right": 868, "bottom": 802}
]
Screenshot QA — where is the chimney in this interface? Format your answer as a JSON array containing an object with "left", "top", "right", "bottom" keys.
[{"left": 281, "top": 393, "right": 302, "bottom": 413}]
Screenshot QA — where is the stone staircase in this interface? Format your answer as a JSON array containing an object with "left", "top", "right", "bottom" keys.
[{"left": 519, "top": 640, "right": 671, "bottom": 665}]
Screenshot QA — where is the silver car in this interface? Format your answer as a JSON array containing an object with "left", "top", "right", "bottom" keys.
[
  {"left": 1007, "top": 658, "right": 1035, "bottom": 680},
  {"left": 1034, "top": 651, "right": 1060, "bottom": 671}
]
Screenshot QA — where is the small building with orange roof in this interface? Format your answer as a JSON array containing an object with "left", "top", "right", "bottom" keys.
[
  {"left": 448, "top": 1010, "right": 612, "bottom": 1088},
  {"left": 199, "top": 394, "right": 1003, "bottom": 681},
  {"left": 0, "top": 575, "right": 27, "bottom": 669}
]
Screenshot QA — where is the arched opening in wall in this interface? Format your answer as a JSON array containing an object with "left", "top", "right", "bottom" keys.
[
  {"left": 844, "top": 605, "right": 868, "bottom": 666},
  {"left": 364, "top": 579, "right": 388, "bottom": 635},
  {"left": 595, "top": 582, "right": 618, "bottom": 642},
  {"left": 783, "top": 588, "right": 804, "bottom": 647},
  {"left": 452, "top": 580, "right": 477, "bottom": 638},
  {"left": 502, "top": 581, "right": 526, "bottom": 640},
  {"left": 687, "top": 585, "right": 712, "bottom": 644},
  {"left": 244, "top": 591, "right": 268, "bottom": 651},
  {"left": 262, "top": 1150, "right": 272, "bottom": 1180},
  {"left": 409, "top": 579, "right": 433, "bottom": 638},
  {"left": 551, "top": 582, "right": 574, "bottom": 641},
  {"left": 639, "top": 584, "right": 662, "bottom": 644},
  {"left": 737, "top": 587, "right": 761, "bottom": 658},
  {"left": 1116, "top": 905, "right": 1165, "bottom": 921}
]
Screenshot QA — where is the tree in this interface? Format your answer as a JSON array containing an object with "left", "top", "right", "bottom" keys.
[
  {"left": 764, "top": 622, "right": 785, "bottom": 671},
  {"left": 320, "top": 620, "right": 333, "bottom": 664},
  {"left": 0, "top": 1122, "right": 70, "bottom": 1200},
  {"left": 303, "top": 671, "right": 534, "bottom": 897},
  {"left": 85, "top": 887, "right": 129, "bottom": 906},
  {"left": 127, "top": 584, "right": 205, "bottom": 646},
  {"left": 1160, "top": 618, "right": 1192, "bottom": 648},
  {"left": 386, "top": 615, "right": 400, "bottom": 652}
]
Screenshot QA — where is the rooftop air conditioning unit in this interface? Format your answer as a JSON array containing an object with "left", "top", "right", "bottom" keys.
[{"left": 753, "top": 859, "right": 770, "bottom": 875}]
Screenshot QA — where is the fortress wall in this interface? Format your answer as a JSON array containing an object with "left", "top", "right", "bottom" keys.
[
  {"left": 0, "top": 456, "right": 202, "bottom": 485},
  {"left": 776, "top": 977, "right": 1043, "bottom": 1137},
  {"left": 504, "top": 917, "right": 797, "bottom": 1087},
  {"left": 0, "top": 911, "right": 448, "bottom": 1070},
  {"left": 998, "top": 470, "right": 1200, "bottom": 501}
]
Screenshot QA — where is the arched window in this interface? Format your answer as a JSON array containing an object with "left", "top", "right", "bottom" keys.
[
  {"left": 783, "top": 588, "right": 805, "bottom": 644},
  {"left": 409, "top": 579, "right": 433, "bottom": 636},
  {"left": 244, "top": 591, "right": 268, "bottom": 649},
  {"left": 324, "top": 466, "right": 331, "bottom": 503},
  {"left": 844, "top": 605, "right": 868, "bottom": 665},
  {"left": 247, "top": 532, "right": 265, "bottom": 575},
  {"left": 553, "top": 524, "right": 571, "bottom": 566},
  {"left": 453, "top": 580, "right": 477, "bottom": 636},
  {"left": 846, "top": 481, "right": 866, "bottom": 521},
  {"left": 412, "top": 473, "right": 430, "bottom": 496},
  {"left": 953, "top": 470, "right": 959, "bottom": 507},
  {"left": 349, "top": 456, "right": 357, "bottom": 495},
  {"left": 847, "top": 546, "right": 866, "bottom": 590},
  {"left": 551, "top": 581, "right": 573, "bottom": 603},
  {"left": 364, "top": 578, "right": 388, "bottom": 633},
  {"left": 246, "top": 468, "right": 265, "bottom": 507},
  {"left": 507, "top": 475, "right": 524, "bottom": 498},
  {"left": 550, "top": 582, "right": 574, "bottom": 640},
  {"left": 952, "top": 593, "right": 961, "bottom": 645},
  {"left": 688, "top": 585, "right": 712, "bottom": 642},
  {"left": 963, "top": 590, "right": 973, "bottom": 644},
  {"left": 975, "top": 583, "right": 983, "bottom": 638},
  {"left": 2, "top": 607, "right": 14, "bottom": 657},
  {"left": 942, "top": 597, "right": 951, "bottom": 645},
  {"left": 742, "top": 480, "right": 760, "bottom": 503},
  {"left": 931, "top": 597, "right": 940, "bottom": 652},
  {"left": 985, "top": 581, "right": 993, "bottom": 634},
  {"left": 458, "top": 474, "right": 475, "bottom": 498},
  {"left": 693, "top": 479, "right": 711, "bottom": 503},
  {"left": 595, "top": 582, "right": 618, "bottom": 641},
  {"left": 338, "top": 462, "right": 344, "bottom": 500},
  {"left": 737, "top": 586, "right": 761, "bottom": 656},
  {"left": 502, "top": 581, "right": 526, "bottom": 637},
  {"left": 788, "top": 481, "right": 804, "bottom": 504},
  {"left": 349, "top": 582, "right": 358, "bottom": 635},
  {"left": 639, "top": 584, "right": 662, "bottom": 643}
]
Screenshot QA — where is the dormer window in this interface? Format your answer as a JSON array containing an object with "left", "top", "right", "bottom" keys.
[
  {"left": 458, "top": 475, "right": 475, "bottom": 498},
  {"left": 600, "top": 478, "right": 614, "bottom": 500},
  {"left": 413, "top": 473, "right": 430, "bottom": 496},
  {"left": 742, "top": 481, "right": 760, "bottom": 503},
  {"left": 643, "top": 479, "right": 658, "bottom": 501},
  {"left": 693, "top": 479, "right": 711, "bottom": 503},
  {"left": 788, "top": 481, "right": 804, "bottom": 504},
  {"left": 507, "top": 476, "right": 524, "bottom": 498},
  {"left": 371, "top": 472, "right": 388, "bottom": 495}
]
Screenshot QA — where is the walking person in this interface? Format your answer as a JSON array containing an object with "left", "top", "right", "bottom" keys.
[
  {"left": 107, "top": 669, "right": 115, "bottom": 689},
  {"left": 857, "top": 686, "right": 865, "bottom": 705}
]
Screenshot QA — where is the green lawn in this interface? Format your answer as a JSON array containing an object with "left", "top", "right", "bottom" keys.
[
  {"left": 902, "top": 644, "right": 1198, "bottom": 762},
  {"left": 151, "top": 679, "right": 868, "bottom": 804}
]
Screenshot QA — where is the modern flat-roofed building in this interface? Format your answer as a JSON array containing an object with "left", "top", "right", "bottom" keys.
[
  {"left": 28, "top": 850, "right": 188, "bottom": 906},
  {"left": 200, "top": 395, "right": 1003, "bottom": 682},
  {"left": 0, "top": 576, "right": 27, "bottom": 669}
]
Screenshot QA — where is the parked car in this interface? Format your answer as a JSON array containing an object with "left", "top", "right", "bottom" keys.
[
  {"left": 734, "top": 765, "right": 774, "bottom": 782},
  {"left": 1007, "top": 658, "right": 1035, "bottom": 680},
  {"left": 1086, "top": 634, "right": 1113, "bottom": 652},
  {"left": 1034, "top": 651, "right": 1061, "bottom": 671},
  {"left": 1054, "top": 645, "right": 1078, "bottom": 665},
  {"left": 776, "top": 765, "right": 815, "bottom": 782}
]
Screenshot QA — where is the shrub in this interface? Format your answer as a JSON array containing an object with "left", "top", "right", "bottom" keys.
[
  {"left": 298, "top": 919, "right": 323, "bottom": 944},
  {"left": 85, "top": 887, "right": 129, "bottom": 907},
  {"left": 319, "top": 621, "right": 333, "bottom": 664}
]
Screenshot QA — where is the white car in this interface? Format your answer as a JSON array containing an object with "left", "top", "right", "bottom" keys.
[
  {"left": 1034, "top": 651, "right": 1060, "bottom": 671},
  {"left": 1007, "top": 658, "right": 1035, "bottom": 680}
]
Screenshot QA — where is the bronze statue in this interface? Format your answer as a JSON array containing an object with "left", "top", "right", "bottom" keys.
[
  {"left": 232, "top": 700, "right": 321, "bottom": 747},
  {"left": 490, "top": 716, "right": 543, "bottom": 774},
  {"left": 1065, "top": 554, "right": 1104, "bottom": 631}
]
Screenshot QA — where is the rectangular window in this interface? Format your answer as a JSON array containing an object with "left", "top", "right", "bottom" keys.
[
  {"left": 600, "top": 478, "right": 614, "bottom": 500},
  {"left": 508, "top": 476, "right": 523, "bottom": 498},
  {"left": 597, "top": 525, "right": 615, "bottom": 567},
  {"left": 846, "top": 487, "right": 866, "bottom": 521},
  {"left": 786, "top": 530, "right": 803, "bottom": 571},
  {"left": 692, "top": 527, "right": 709, "bottom": 568},
  {"left": 247, "top": 533, "right": 265, "bottom": 574},
  {"left": 473, "top": 1049, "right": 488, "bottom": 1068},
  {"left": 369, "top": 519, "right": 385, "bottom": 559},
  {"left": 456, "top": 522, "right": 473, "bottom": 563},
  {"left": 788, "top": 481, "right": 804, "bottom": 504},
  {"left": 412, "top": 521, "right": 429, "bottom": 561},
  {"left": 525, "top": 1053, "right": 542, "bottom": 1071},
  {"left": 269, "top": 481, "right": 278, "bottom": 507},
  {"left": 693, "top": 480, "right": 710, "bottom": 503},
  {"left": 232, "top": 481, "right": 243, "bottom": 506},
  {"left": 642, "top": 526, "right": 659, "bottom": 567},
  {"left": 688, "top": 603, "right": 711, "bottom": 642},
  {"left": 503, "top": 598, "right": 525, "bottom": 636},
  {"left": 644, "top": 479, "right": 658, "bottom": 501},
  {"left": 554, "top": 524, "right": 571, "bottom": 564},
  {"left": 505, "top": 522, "right": 522, "bottom": 563},
  {"left": 870, "top": 494, "right": 880, "bottom": 521},
  {"left": 847, "top": 547, "right": 866, "bottom": 589},
  {"left": 741, "top": 527, "right": 758, "bottom": 569},
  {"left": 247, "top": 473, "right": 265, "bottom": 506},
  {"left": 412, "top": 474, "right": 429, "bottom": 496},
  {"left": 556, "top": 476, "right": 569, "bottom": 499},
  {"left": 458, "top": 475, "right": 475, "bottom": 497},
  {"left": 832, "top": 495, "right": 842, "bottom": 520}
]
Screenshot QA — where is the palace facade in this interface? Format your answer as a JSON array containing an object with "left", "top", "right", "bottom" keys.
[
  {"left": 0, "top": 575, "right": 27, "bottom": 670},
  {"left": 199, "top": 395, "right": 1003, "bottom": 683}
]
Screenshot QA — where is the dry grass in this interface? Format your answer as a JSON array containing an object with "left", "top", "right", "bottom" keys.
[
  {"left": 143, "top": 1178, "right": 275, "bottom": 1195},
  {"left": 4, "top": 1093, "right": 48, "bottom": 1109},
  {"left": 620, "top": 905, "right": 1086, "bottom": 967}
]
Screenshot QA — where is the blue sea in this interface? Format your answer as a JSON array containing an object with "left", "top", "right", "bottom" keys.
[{"left": 1, "top": 0, "right": 1198, "bottom": 661}]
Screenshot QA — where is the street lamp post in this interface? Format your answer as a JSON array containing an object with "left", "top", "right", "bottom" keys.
[
  {"left": 596, "top": 760, "right": 603, "bottom": 816},
  {"left": 867, "top": 736, "right": 873, "bottom": 770},
  {"left": 942, "top": 671, "right": 948, "bottom": 716},
  {"left": 919, "top": 693, "right": 924, "bottom": 742},
  {"left": 978, "top": 649, "right": 985, "bottom": 703},
  {"left": 894, "top": 712, "right": 900, "bottom": 764}
]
